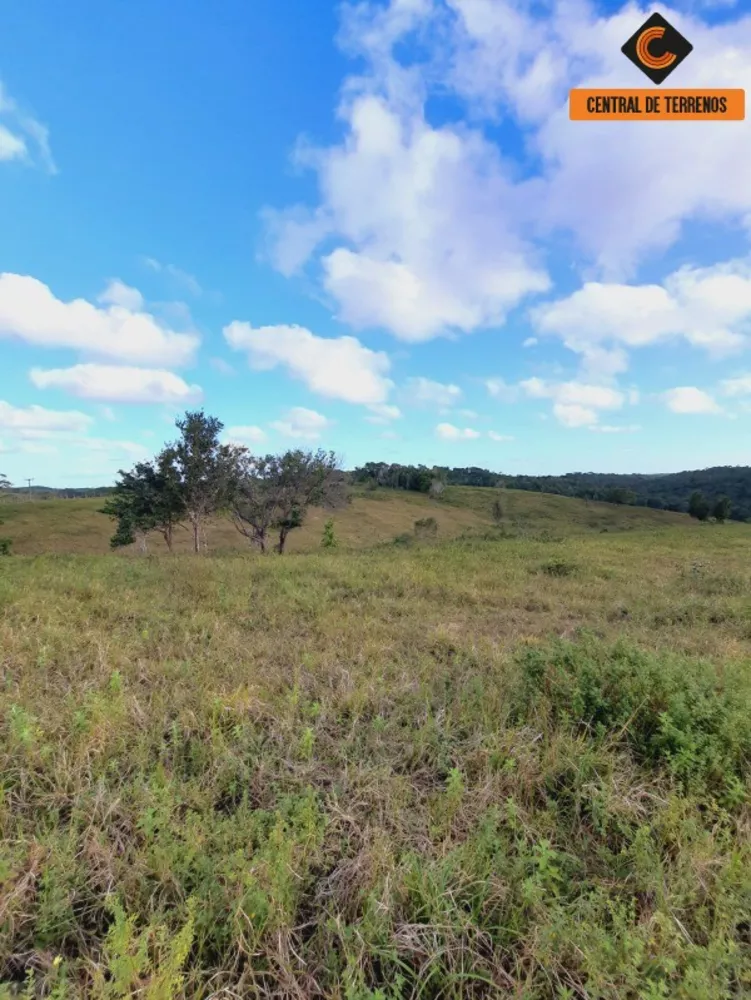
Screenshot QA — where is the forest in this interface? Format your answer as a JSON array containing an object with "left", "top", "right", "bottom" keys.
[{"left": 352, "top": 463, "right": 751, "bottom": 520}]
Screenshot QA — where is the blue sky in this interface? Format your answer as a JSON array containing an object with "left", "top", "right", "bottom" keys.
[{"left": 1, "top": 0, "right": 750, "bottom": 487}]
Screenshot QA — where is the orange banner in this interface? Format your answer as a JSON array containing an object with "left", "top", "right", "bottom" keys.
[{"left": 569, "top": 88, "right": 745, "bottom": 121}]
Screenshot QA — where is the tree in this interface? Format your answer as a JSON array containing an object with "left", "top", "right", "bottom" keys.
[
  {"left": 688, "top": 490, "right": 710, "bottom": 521},
  {"left": 100, "top": 453, "right": 186, "bottom": 552},
  {"left": 712, "top": 495, "right": 732, "bottom": 523},
  {"left": 231, "top": 449, "right": 346, "bottom": 554},
  {"left": 166, "top": 411, "right": 238, "bottom": 553},
  {"left": 0, "top": 473, "right": 10, "bottom": 491}
]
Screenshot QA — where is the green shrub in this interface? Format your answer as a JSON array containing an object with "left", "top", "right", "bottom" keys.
[
  {"left": 392, "top": 532, "right": 414, "bottom": 547},
  {"left": 514, "top": 637, "right": 751, "bottom": 795},
  {"left": 0, "top": 537, "right": 12, "bottom": 556},
  {"left": 538, "top": 558, "right": 576, "bottom": 577},
  {"left": 321, "top": 518, "right": 337, "bottom": 549}
]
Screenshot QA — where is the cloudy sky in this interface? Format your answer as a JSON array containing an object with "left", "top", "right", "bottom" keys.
[{"left": 1, "top": 0, "right": 750, "bottom": 486}]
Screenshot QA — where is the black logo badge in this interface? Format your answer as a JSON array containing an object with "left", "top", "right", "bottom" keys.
[{"left": 621, "top": 12, "right": 693, "bottom": 85}]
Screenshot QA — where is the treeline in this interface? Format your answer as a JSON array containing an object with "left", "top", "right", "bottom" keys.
[
  {"left": 352, "top": 463, "right": 499, "bottom": 491},
  {"left": 353, "top": 462, "right": 751, "bottom": 521}
]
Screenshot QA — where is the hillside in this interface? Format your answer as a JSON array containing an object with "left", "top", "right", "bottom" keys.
[
  {"left": 353, "top": 463, "right": 751, "bottom": 520},
  {"left": 0, "top": 485, "right": 697, "bottom": 556}
]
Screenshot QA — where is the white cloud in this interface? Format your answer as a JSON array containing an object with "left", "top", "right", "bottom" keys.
[
  {"left": 662, "top": 386, "right": 722, "bottom": 414},
  {"left": 225, "top": 425, "right": 268, "bottom": 446},
  {"left": 488, "top": 430, "right": 514, "bottom": 441},
  {"left": 266, "top": 0, "right": 751, "bottom": 342},
  {"left": 0, "top": 80, "right": 55, "bottom": 172},
  {"left": 0, "top": 123, "right": 26, "bottom": 161},
  {"left": 29, "top": 364, "right": 203, "bottom": 405},
  {"left": 225, "top": 322, "right": 393, "bottom": 405},
  {"left": 436, "top": 422, "right": 480, "bottom": 440},
  {"left": 98, "top": 280, "right": 145, "bottom": 312},
  {"left": 459, "top": 409, "right": 478, "bottom": 419},
  {"left": 522, "top": 337, "right": 538, "bottom": 348},
  {"left": 484, "top": 378, "right": 518, "bottom": 402},
  {"left": 719, "top": 374, "right": 751, "bottom": 396},
  {"left": 520, "top": 377, "right": 626, "bottom": 427},
  {"left": 366, "top": 402, "right": 402, "bottom": 424},
  {"left": 142, "top": 258, "right": 202, "bottom": 296},
  {"left": 405, "top": 377, "right": 462, "bottom": 408},
  {"left": 447, "top": 2, "right": 751, "bottom": 275},
  {"left": 0, "top": 274, "right": 199, "bottom": 366},
  {"left": 0, "top": 400, "right": 93, "bottom": 436},
  {"left": 533, "top": 260, "right": 751, "bottom": 369},
  {"left": 270, "top": 407, "right": 332, "bottom": 440},
  {"left": 267, "top": 66, "right": 549, "bottom": 341}
]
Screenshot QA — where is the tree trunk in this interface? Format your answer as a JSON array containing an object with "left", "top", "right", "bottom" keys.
[
  {"left": 192, "top": 518, "right": 200, "bottom": 554},
  {"left": 137, "top": 531, "right": 148, "bottom": 554},
  {"left": 276, "top": 526, "right": 289, "bottom": 554}
]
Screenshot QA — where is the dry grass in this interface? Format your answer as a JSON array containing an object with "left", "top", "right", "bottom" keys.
[
  {"left": 0, "top": 493, "right": 749, "bottom": 998},
  {"left": 0, "top": 486, "right": 695, "bottom": 557}
]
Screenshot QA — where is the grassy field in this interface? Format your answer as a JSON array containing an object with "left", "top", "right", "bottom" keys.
[
  {"left": 0, "top": 486, "right": 694, "bottom": 556},
  {"left": 1, "top": 491, "right": 749, "bottom": 998}
]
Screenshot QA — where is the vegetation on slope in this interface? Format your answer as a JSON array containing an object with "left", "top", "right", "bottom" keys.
[
  {"left": 0, "top": 484, "right": 695, "bottom": 557},
  {"left": 353, "top": 462, "right": 751, "bottom": 521},
  {"left": 1, "top": 525, "right": 750, "bottom": 998}
]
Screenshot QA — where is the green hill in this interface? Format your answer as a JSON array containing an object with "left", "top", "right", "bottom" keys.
[{"left": 0, "top": 485, "right": 696, "bottom": 556}]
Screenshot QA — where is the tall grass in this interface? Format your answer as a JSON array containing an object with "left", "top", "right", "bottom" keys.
[{"left": 1, "top": 526, "right": 749, "bottom": 998}]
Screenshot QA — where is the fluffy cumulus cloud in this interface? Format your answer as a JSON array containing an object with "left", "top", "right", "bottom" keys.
[
  {"left": 29, "top": 364, "right": 203, "bottom": 405},
  {"left": 447, "top": 1, "right": 751, "bottom": 275},
  {"left": 0, "top": 80, "right": 55, "bottom": 172},
  {"left": 404, "top": 377, "right": 462, "bottom": 408},
  {"left": 533, "top": 259, "right": 751, "bottom": 369},
  {"left": 270, "top": 407, "right": 332, "bottom": 440},
  {"left": 0, "top": 274, "right": 199, "bottom": 366},
  {"left": 661, "top": 386, "right": 722, "bottom": 414},
  {"left": 224, "top": 322, "right": 393, "bottom": 405},
  {"left": 520, "top": 377, "right": 626, "bottom": 427},
  {"left": 436, "top": 422, "right": 480, "bottom": 440},
  {"left": 265, "top": 0, "right": 751, "bottom": 352},
  {"left": 0, "top": 400, "right": 93, "bottom": 437},
  {"left": 98, "top": 280, "right": 145, "bottom": 312}
]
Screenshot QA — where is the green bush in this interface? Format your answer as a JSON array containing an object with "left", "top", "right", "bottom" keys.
[
  {"left": 321, "top": 518, "right": 337, "bottom": 549},
  {"left": 538, "top": 558, "right": 576, "bottom": 577},
  {"left": 0, "top": 537, "right": 12, "bottom": 556},
  {"left": 514, "top": 638, "right": 751, "bottom": 795}
]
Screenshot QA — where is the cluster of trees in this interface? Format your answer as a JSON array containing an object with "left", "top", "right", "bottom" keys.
[
  {"left": 100, "top": 411, "right": 346, "bottom": 554},
  {"left": 352, "top": 463, "right": 502, "bottom": 493},
  {"left": 688, "top": 491, "right": 732, "bottom": 523},
  {"left": 498, "top": 469, "right": 748, "bottom": 520},
  {"left": 352, "top": 462, "right": 751, "bottom": 521}
]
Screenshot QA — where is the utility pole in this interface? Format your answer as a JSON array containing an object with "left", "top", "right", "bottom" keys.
[{"left": 26, "top": 478, "right": 34, "bottom": 501}]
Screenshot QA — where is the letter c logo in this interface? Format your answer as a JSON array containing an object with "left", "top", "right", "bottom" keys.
[{"left": 635, "top": 26, "right": 676, "bottom": 70}]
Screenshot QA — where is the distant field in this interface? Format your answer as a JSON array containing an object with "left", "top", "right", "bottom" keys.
[
  {"left": 1, "top": 493, "right": 749, "bottom": 998},
  {"left": 0, "top": 485, "right": 696, "bottom": 556}
]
